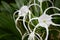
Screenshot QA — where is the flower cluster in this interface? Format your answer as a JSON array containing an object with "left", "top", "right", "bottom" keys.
[{"left": 13, "top": 0, "right": 60, "bottom": 40}]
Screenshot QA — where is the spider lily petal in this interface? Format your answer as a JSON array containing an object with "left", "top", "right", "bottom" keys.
[
  {"left": 15, "top": 16, "right": 22, "bottom": 35},
  {"left": 23, "top": 16, "right": 29, "bottom": 33},
  {"left": 13, "top": 10, "right": 19, "bottom": 21},
  {"left": 50, "top": 13, "right": 60, "bottom": 26},
  {"left": 38, "top": 0, "right": 47, "bottom": 2},
  {"left": 35, "top": 33, "right": 43, "bottom": 40},
  {"left": 22, "top": 33, "right": 29, "bottom": 40},
  {"left": 28, "top": 3, "right": 40, "bottom": 8},
  {"left": 43, "top": 7, "right": 60, "bottom": 14},
  {"left": 50, "top": 13, "right": 60, "bottom": 17},
  {"left": 38, "top": 0, "right": 52, "bottom": 3}
]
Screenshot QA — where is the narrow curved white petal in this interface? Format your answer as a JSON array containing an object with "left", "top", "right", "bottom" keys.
[
  {"left": 38, "top": 0, "right": 47, "bottom": 2},
  {"left": 28, "top": 17, "right": 39, "bottom": 27},
  {"left": 45, "top": 27, "right": 49, "bottom": 40},
  {"left": 44, "top": 7, "right": 60, "bottom": 14},
  {"left": 33, "top": 24, "right": 40, "bottom": 32},
  {"left": 15, "top": 25, "right": 22, "bottom": 36},
  {"left": 29, "top": 10, "right": 32, "bottom": 20},
  {"left": 22, "top": 33, "right": 29, "bottom": 40},
  {"left": 15, "top": 17, "right": 22, "bottom": 36},
  {"left": 28, "top": 10, "right": 36, "bottom": 31},
  {"left": 50, "top": 13, "right": 60, "bottom": 26},
  {"left": 35, "top": 33, "right": 43, "bottom": 40},
  {"left": 13, "top": 10, "right": 23, "bottom": 36},
  {"left": 23, "top": 16, "right": 29, "bottom": 33},
  {"left": 28, "top": 17, "right": 39, "bottom": 32},
  {"left": 22, "top": 10, "right": 33, "bottom": 33},
  {"left": 28, "top": 3, "right": 40, "bottom": 9},
  {"left": 30, "top": 17, "right": 39, "bottom": 22},
  {"left": 51, "top": 22, "right": 60, "bottom": 26},
  {"left": 13, "top": 10, "right": 19, "bottom": 21},
  {"left": 50, "top": 13, "right": 60, "bottom": 17}
]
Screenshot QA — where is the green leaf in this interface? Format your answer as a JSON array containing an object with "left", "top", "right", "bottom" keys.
[
  {"left": 1, "top": 1, "right": 13, "bottom": 13},
  {"left": 15, "top": 0, "right": 24, "bottom": 8},
  {"left": 0, "top": 12, "right": 21, "bottom": 40},
  {"left": 54, "top": 0, "right": 60, "bottom": 8}
]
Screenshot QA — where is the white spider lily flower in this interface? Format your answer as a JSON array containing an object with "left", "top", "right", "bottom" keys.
[
  {"left": 13, "top": 6, "right": 32, "bottom": 35},
  {"left": 18, "top": 6, "right": 29, "bottom": 16},
  {"left": 13, "top": 6, "right": 29, "bottom": 17},
  {"left": 38, "top": 13, "right": 52, "bottom": 27},
  {"left": 33, "top": 14, "right": 51, "bottom": 40},
  {"left": 28, "top": 6, "right": 60, "bottom": 40}
]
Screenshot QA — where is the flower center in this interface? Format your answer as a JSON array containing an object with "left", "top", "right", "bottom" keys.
[{"left": 43, "top": 20, "right": 46, "bottom": 23}]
